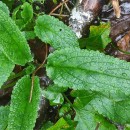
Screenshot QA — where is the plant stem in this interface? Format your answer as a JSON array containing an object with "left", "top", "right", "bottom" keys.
[
  {"left": 29, "top": 44, "right": 48, "bottom": 103},
  {"left": 8, "top": 70, "right": 26, "bottom": 81},
  {"left": 2, "top": 81, "right": 17, "bottom": 89},
  {"left": 62, "top": 93, "right": 73, "bottom": 108}
]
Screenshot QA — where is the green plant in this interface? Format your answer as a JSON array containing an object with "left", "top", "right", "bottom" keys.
[{"left": 0, "top": 1, "right": 130, "bottom": 130}]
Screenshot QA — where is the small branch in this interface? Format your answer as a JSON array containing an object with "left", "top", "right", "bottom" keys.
[
  {"left": 111, "top": 0, "right": 121, "bottom": 18},
  {"left": 2, "top": 81, "right": 17, "bottom": 89},
  {"left": 62, "top": 0, "right": 70, "bottom": 12},
  {"left": 62, "top": 93, "right": 73, "bottom": 108},
  {"left": 50, "top": 13, "right": 69, "bottom": 17},
  {"left": 29, "top": 44, "right": 48, "bottom": 103},
  {"left": 49, "top": 0, "right": 69, "bottom": 15},
  {"left": 8, "top": 70, "right": 26, "bottom": 81},
  {"left": 95, "top": 122, "right": 101, "bottom": 130}
]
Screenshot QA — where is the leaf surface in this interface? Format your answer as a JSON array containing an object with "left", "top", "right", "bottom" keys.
[
  {"left": 34, "top": 15, "right": 79, "bottom": 49},
  {"left": 0, "top": 51, "right": 14, "bottom": 88},
  {"left": 47, "top": 117, "right": 69, "bottom": 130},
  {"left": 89, "top": 96, "right": 130, "bottom": 124},
  {"left": 0, "top": 10, "right": 32, "bottom": 65},
  {"left": 21, "top": 2, "right": 33, "bottom": 23},
  {"left": 75, "top": 109, "right": 116, "bottom": 130},
  {"left": 43, "top": 85, "right": 66, "bottom": 105},
  {"left": 85, "top": 23, "right": 111, "bottom": 50},
  {"left": 47, "top": 48, "right": 130, "bottom": 97},
  {"left": 0, "top": 106, "right": 9, "bottom": 130},
  {"left": 8, "top": 75, "right": 41, "bottom": 130},
  {"left": 0, "top": 1, "right": 9, "bottom": 15},
  {"left": 74, "top": 94, "right": 116, "bottom": 130},
  {"left": 73, "top": 90, "right": 130, "bottom": 129}
]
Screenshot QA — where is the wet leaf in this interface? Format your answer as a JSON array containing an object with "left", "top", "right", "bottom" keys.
[
  {"left": 34, "top": 15, "right": 79, "bottom": 49},
  {"left": 47, "top": 48, "right": 130, "bottom": 97},
  {"left": 0, "top": 106, "right": 9, "bottom": 130},
  {"left": 0, "top": 10, "right": 32, "bottom": 65},
  {"left": 8, "top": 75, "right": 41, "bottom": 130}
]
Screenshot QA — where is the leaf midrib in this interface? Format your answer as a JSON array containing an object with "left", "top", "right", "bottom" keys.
[{"left": 50, "top": 65, "right": 130, "bottom": 81}]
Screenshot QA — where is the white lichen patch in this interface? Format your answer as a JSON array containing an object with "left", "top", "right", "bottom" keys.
[
  {"left": 70, "top": 7, "right": 93, "bottom": 23},
  {"left": 79, "top": 0, "right": 83, "bottom": 4},
  {"left": 69, "top": 6, "right": 94, "bottom": 38}
]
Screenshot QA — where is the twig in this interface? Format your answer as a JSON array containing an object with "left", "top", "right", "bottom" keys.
[
  {"left": 95, "top": 122, "right": 101, "bottom": 130},
  {"left": 111, "top": 0, "right": 121, "bottom": 18},
  {"left": 50, "top": 13, "right": 69, "bottom": 17},
  {"left": 62, "top": 93, "right": 73, "bottom": 108},
  {"left": 62, "top": 0, "right": 70, "bottom": 12},
  {"left": 59, "top": 3, "right": 64, "bottom": 16},
  {"left": 49, "top": 0, "right": 69, "bottom": 15},
  {"left": 29, "top": 44, "right": 48, "bottom": 103}
]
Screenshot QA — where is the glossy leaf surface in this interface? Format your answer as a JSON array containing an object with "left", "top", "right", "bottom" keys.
[{"left": 47, "top": 48, "right": 130, "bottom": 97}]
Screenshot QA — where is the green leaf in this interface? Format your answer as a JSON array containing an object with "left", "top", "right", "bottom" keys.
[
  {"left": 59, "top": 103, "right": 71, "bottom": 117},
  {"left": 21, "top": 2, "right": 33, "bottom": 23},
  {"left": 53, "top": 0, "right": 57, "bottom": 4},
  {"left": 22, "top": 31, "right": 36, "bottom": 40},
  {"left": 74, "top": 96, "right": 117, "bottom": 130},
  {"left": 75, "top": 109, "right": 116, "bottom": 130},
  {"left": 73, "top": 91, "right": 130, "bottom": 129},
  {"left": 85, "top": 23, "right": 111, "bottom": 50},
  {"left": 0, "top": 106, "right": 9, "bottom": 130},
  {"left": 0, "top": 1, "right": 9, "bottom": 15},
  {"left": 8, "top": 75, "right": 41, "bottom": 130},
  {"left": 47, "top": 117, "right": 70, "bottom": 130},
  {"left": 43, "top": 85, "right": 66, "bottom": 105},
  {"left": 12, "top": 5, "right": 21, "bottom": 20},
  {"left": 1, "top": 0, "right": 14, "bottom": 10},
  {"left": 125, "top": 124, "right": 130, "bottom": 130},
  {"left": 47, "top": 48, "right": 130, "bottom": 97},
  {"left": 88, "top": 96, "right": 130, "bottom": 124},
  {"left": 71, "top": 90, "right": 97, "bottom": 109},
  {"left": 0, "top": 10, "right": 32, "bottom": 65},
  {"left": 0, "top": 51, "right": 14, "bottom": 88},
  {"left": 24, "top": 64, "right": 35, "bottom": 75},
  {"left": 34, "top": 15, "right": 79, "bottom": 49},
  {"left": 41, "top": 121, "right": 54, "bottom": 130}
]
